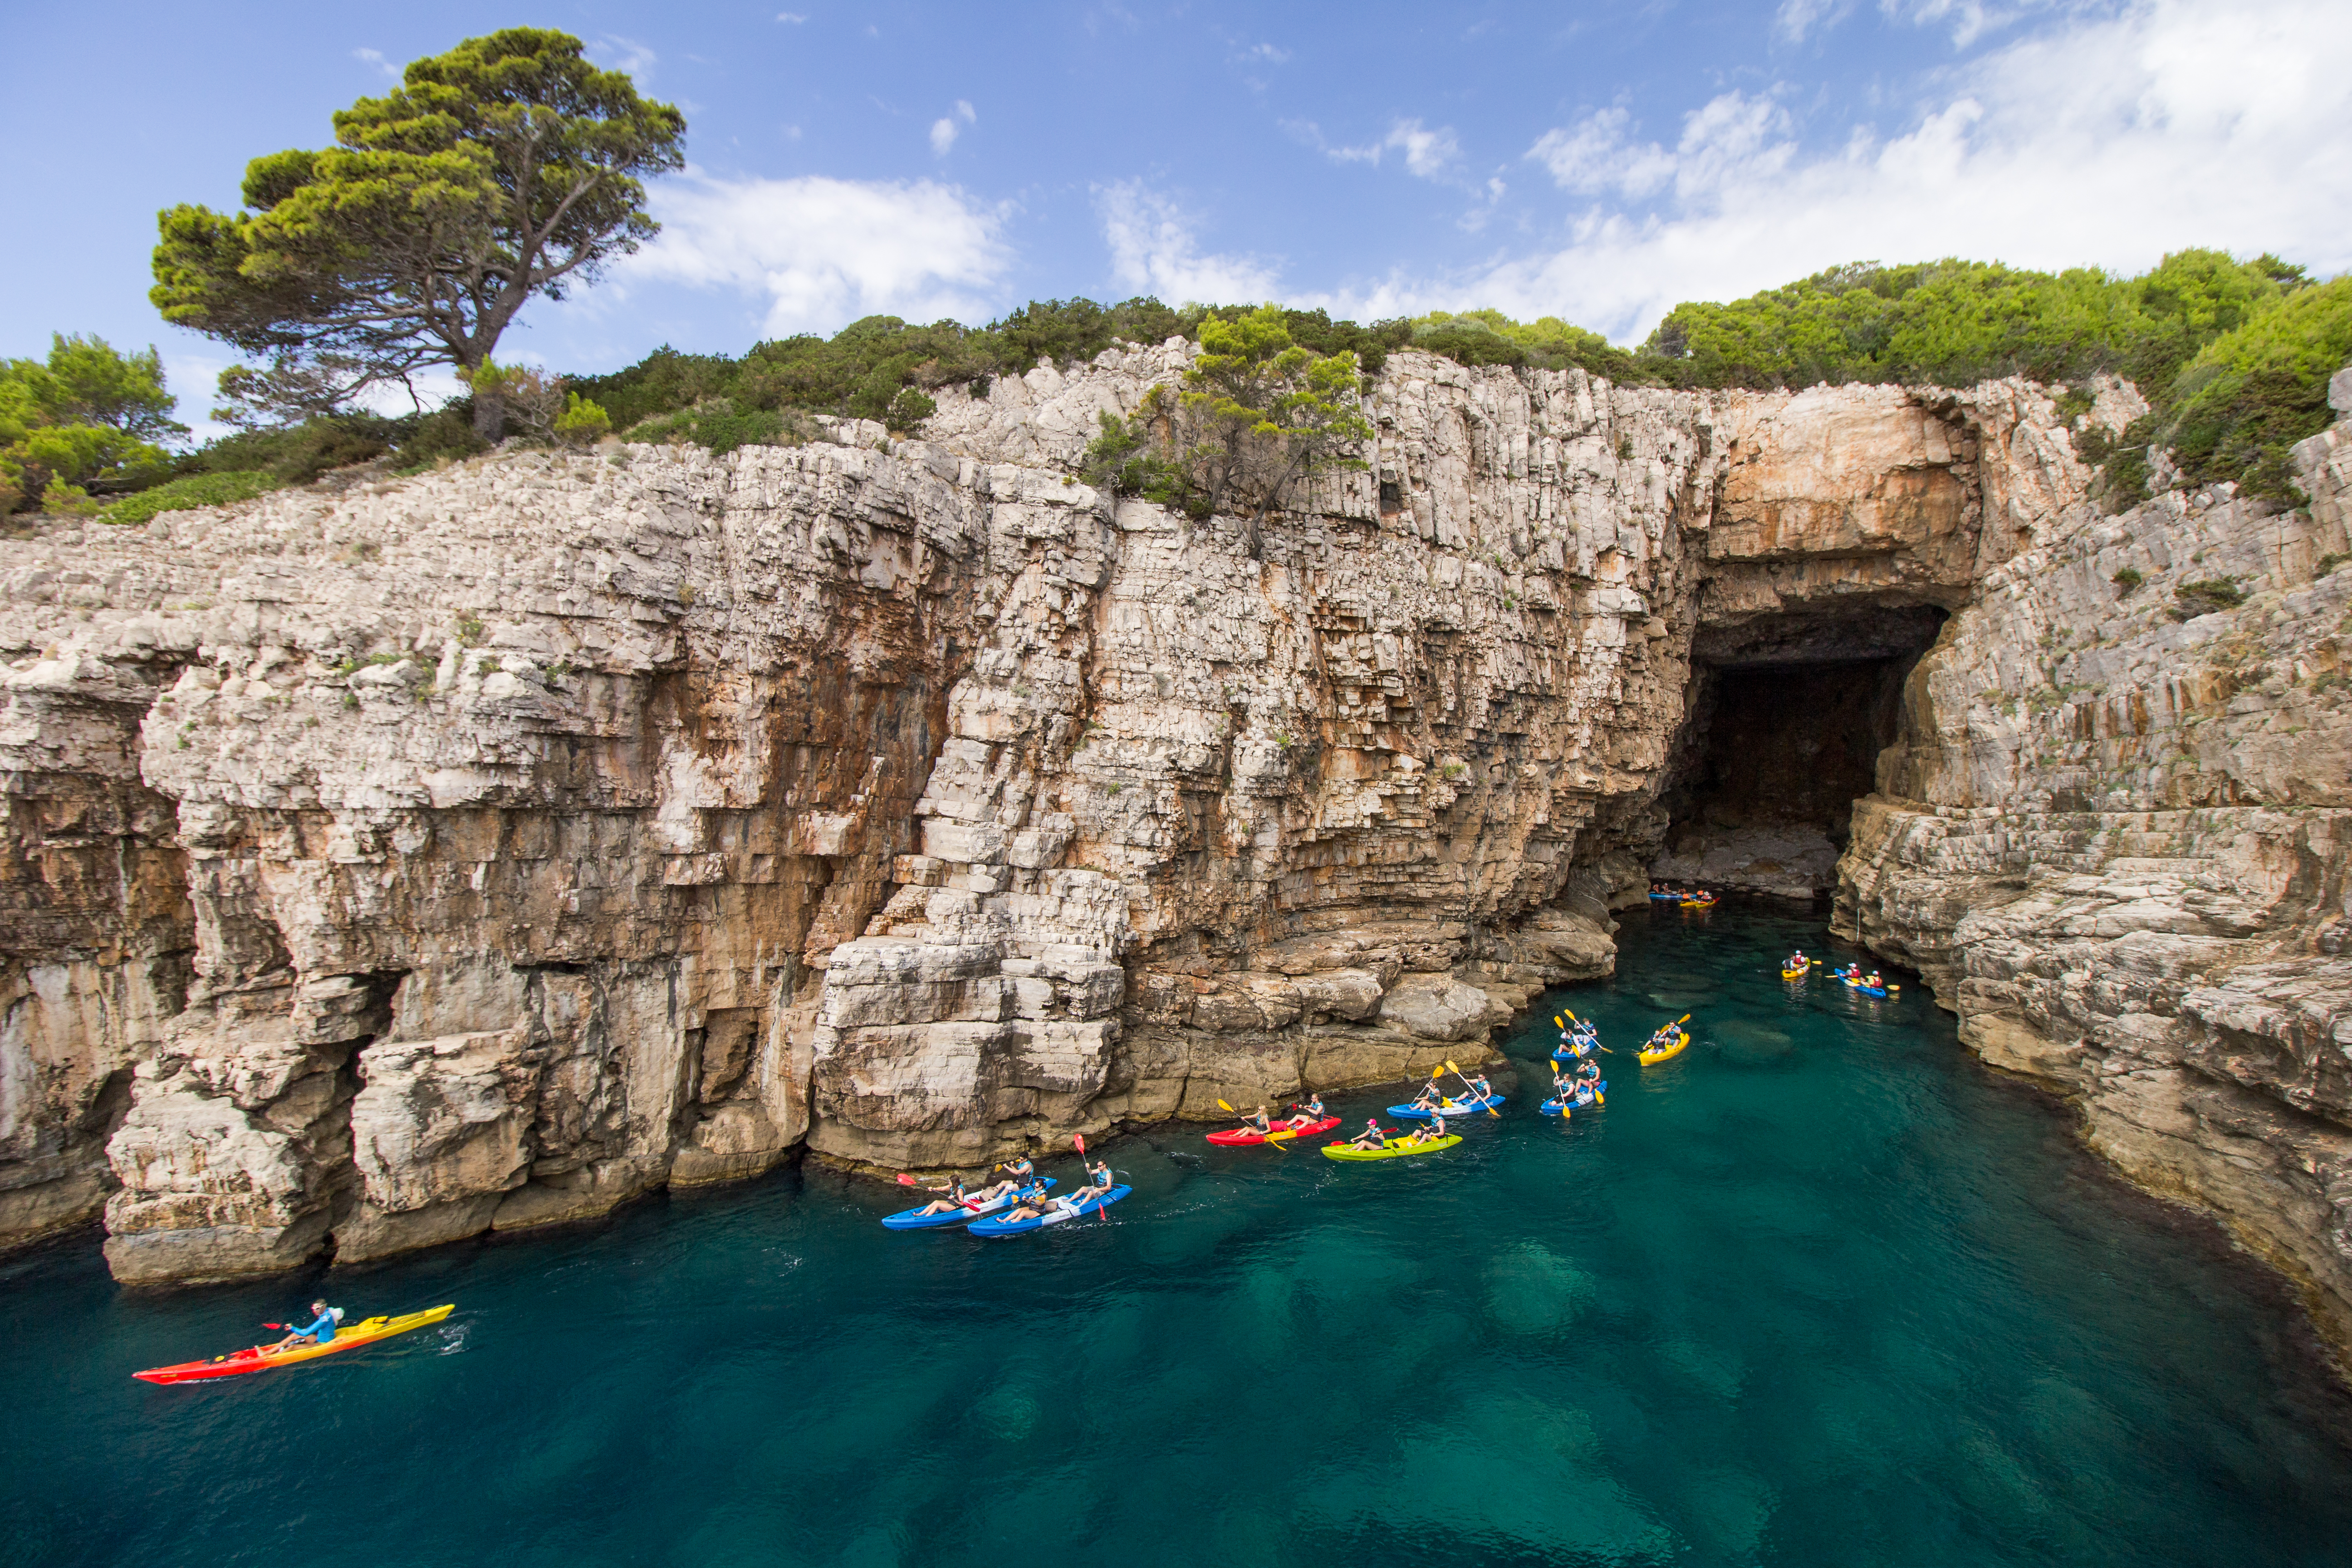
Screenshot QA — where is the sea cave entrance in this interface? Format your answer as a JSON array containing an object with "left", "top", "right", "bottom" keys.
[{"left": 1653, "top": 604, "right": 1947, "bottom": 900}]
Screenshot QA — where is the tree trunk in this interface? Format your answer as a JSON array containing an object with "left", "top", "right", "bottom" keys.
[{"left": 471, "top": 386, "right": 506, "bottom": 443}]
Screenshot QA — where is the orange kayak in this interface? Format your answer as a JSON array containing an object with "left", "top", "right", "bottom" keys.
[{"left": 132, "top": 1304, "right": 454, "bottom": 1385}]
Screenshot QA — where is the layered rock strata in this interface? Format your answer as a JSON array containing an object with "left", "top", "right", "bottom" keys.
[
  {"left": 0, "top": 345, "right": 2218, "bottom": 1305},
  {"left": 1837, "top": 370, "right": 2352, "bottom": 1354}
]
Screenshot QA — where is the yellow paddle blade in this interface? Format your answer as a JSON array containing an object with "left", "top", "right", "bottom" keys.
[
  {"left": 1445, "top": 1059, "right": 1460, "bottom": 1074},
  {"left": 1216, "top": 1098, "right": 1235, "bottom": 1113}
]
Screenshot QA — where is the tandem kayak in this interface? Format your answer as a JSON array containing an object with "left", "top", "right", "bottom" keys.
[
  {"left": 881, "top": 1178, "right": 1055, "bottom": 1230},
  {"left": 1782, "top": 964, "right": 1810, "bottom": 980},
  {"left": 1206, "top": 1115, "right": 1339, "bottom": 1147},
  {"left": 1323, "top": 1133, "right": 1462, "bottom": 1161},
  {"left": 1638, "top": 1032, "right": 1690, "bottom": 1065},
  {"left": 967, "top": 1185, "right": 1132, "bottom": 1236},
  {"left": 1540, "top": 1080, "right": 1608, "bottom": 1115},
  {"left": 1846, "top": 982, "right": 1891, "bottom": 998},
  {"left": 1390, "top": 1093, "right": 1504, "bottom": 1121},
  {"left": 132, "top": 1304, "right": 455, "bottom": 1385},
  {"left": 1552, "top": 1036, "right": 1596, "bottom": 1062}
]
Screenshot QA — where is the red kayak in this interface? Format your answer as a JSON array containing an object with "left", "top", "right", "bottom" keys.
[{"left": 1207, "top": 1115, "right": 1339, "bottom": 1146}]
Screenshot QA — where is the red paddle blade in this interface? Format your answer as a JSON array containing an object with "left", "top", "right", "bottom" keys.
[
  {"left": 1074, "top": 1133, "right": 1087, "bottom": 1155},
  {"left": 896, "top": 1173, "right": 917, "bottom": 1186}
]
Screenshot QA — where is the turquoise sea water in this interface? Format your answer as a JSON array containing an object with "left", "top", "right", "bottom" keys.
[{"left": 6, "top": 904, "right": 2352, "bottom": 1567}]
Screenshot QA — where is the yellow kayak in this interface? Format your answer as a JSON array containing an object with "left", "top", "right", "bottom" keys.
[
  {"left": 1638, "top": 1031, "right": 1690, "bottom": 1065},
  {"left": 133, "top": 1304, "right": 455, "bottom": 1384},
  {"left": 1782, "top": 965, "right": 1808, "bottom": 980},
  {"left": 1323, "top": 1134, "right": 1462, "bottom": 1161}
]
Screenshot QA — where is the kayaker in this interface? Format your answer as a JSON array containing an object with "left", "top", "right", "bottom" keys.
[
  {"left": 1409, "top": 1079, "right": 1446, "bottom": 1112},
  {"left": 1000, "top": 1179, "right": 1056, "bottom": 1224},
  {"left": 1460, "top": 1072, "right": 1493, "bottom": 1104},
  {"left": 1284, "top": 1093, "right": 1326, "bottom": 1129},
  {"left": 913, "top": 1178, "right": 974, "bottom": 1216},
  {"left": 1075, "top": 1156, "right": 1114, "bottom": 1198},
  {"left": 1240, "top": 1104, "right": 1274, "bottom": 1135},
  {"left": 1408, "top": 1118, "right": 1448, "bottom": 1145},
  {"left": 266, "top": 1300, "right": 340, "bottom": 1354},
  {"left": 1577, "top": 1056, "right": 1600, "bottom": 1083},
  {"left": 1345, "top": 1118, "right": 1388, "bottom": 1149}
]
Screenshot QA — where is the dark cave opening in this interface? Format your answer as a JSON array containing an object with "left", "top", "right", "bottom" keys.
[{"left": 1654, "top": 605, "right": 1947, "bottom": 899}]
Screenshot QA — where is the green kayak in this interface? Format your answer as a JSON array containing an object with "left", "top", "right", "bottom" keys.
[{"left": 1322, "top": 1134, "right": 1462, "bottom": 1161}]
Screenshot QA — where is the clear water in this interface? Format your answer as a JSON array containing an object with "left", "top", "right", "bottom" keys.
[{"left": 6, "top": 905, "right": 2351, "bottom": 1568}]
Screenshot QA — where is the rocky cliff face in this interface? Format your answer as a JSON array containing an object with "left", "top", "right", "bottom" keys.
[
  {"left": 1837, "top": 368, "right": 2352, "bottom": 1354},
  {"left": 11, "top": 340, "right": 2327, "bottom": 1343}
]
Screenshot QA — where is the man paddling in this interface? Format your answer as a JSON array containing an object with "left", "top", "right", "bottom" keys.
[
  {"left": 1284, "top": 1093, "right": 1326, "bottom": 1129},
  {"left": 266, "top": 1300, "right": 341, "bottom": 1354}
]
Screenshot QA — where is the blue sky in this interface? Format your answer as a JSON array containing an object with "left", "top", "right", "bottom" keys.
[{"left": 5, "top": 0, "right": 2347, "bottom": 430}]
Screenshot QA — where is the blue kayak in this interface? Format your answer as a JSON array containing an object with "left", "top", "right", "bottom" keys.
[
  {"left": 967, "top": 1185, "right": 1132, "bottom": 1237},
  {"left": 1390, "top": 1093, "right": 1504, "bottom": 1121},
  {"left": 1540, "top": 1080, "right": 1608, "bottom": 1114},
  {"left": 881, "top": 1178, "right": 1054, "bottom": 1230},
  {"left": 1552, "top": 1038, "right": 1595, "bottom": 1062}
]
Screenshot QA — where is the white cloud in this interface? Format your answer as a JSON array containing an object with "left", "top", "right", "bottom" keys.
[
  {"left": 1098, "top": 182, "right": 1282, "bottom": 304},
  {"left": 352, "top": 47, "right": 401, "bottom": 83},
  {"left": 623, "top": 172, "right": 1014, "bottom": 336},
  {"left": 1529, "top": 95, "right": 1793, "bottom": 203},
  {"left": 1774, "top": 0, "right": 1855, "bottom": 43},
  {"left": 593, "top": 35, "right": 657, "bottom": 84},
  {"left": 1460, "top": 0, "right": 2352, "bottom": 341},
  {"left": 1318, "top": 118, "right": 1466, "bottom": 181},
  {"left": 776, "top": 10, "right": 808, "bottom": 21},
  {"left": 929, "top": 99, "right": 975, "bottom": 156}
]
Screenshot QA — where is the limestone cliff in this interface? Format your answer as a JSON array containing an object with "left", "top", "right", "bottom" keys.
[
  {"left": 1837, "top": 368, "right": 2352, "bottom": 1353},
  {"left": 5, "top": 341, "right": 2318, "bottom": 1339}
]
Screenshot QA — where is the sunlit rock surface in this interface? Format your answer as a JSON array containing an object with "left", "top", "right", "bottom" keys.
[{"left": 0, "top": 345, "right": 2343, "bottom": 1364}]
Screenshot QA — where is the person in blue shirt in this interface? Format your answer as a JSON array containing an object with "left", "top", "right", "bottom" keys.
[
  {"left": 1073, "top": 1157, "right": 1114, "bottom": 1201},
  {"left": 971, "top": 1155, "right": 1034, "bottom": 1205},
  {"left": 1284, "top": 1093, "right": 1326, "bottom": 1129},
  {"left": 268, "top": 1300, "right": 339, "bottom": 1353},
  {"left": 1344, "top": 1118, "right": 1388, "bottom": 1149}
]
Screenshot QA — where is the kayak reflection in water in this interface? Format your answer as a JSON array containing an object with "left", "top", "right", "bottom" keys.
[
  {"left": 1344, "top": 1118, "right": 1389, "bottom": 1150},
  {"left": 267, "top": 1301, "right": 341, "bottom": 1353}
]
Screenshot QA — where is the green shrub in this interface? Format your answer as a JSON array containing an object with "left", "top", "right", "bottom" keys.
[
  {"left": 622, "top": 398, "right": 806, "bottom": 457},
  {"left": 2111, "top": 566, "right": 2144, "bottom": 595},
  {"left": 552, "top": 392, "right": 611, "bottom": 445},
  {"left": 2154, "top": 277, "right": 2352, "bottom": 499},
  {"left": 192, "top": 415, "right": 396, "bottom": 483},
  {"left": 884, "top": 386, "right": 936, "bottom": 431},
  {"left": 2173, "top": 578, "right": 2246, "bottom": 617},
  {"left": 1637, "top": 250, "right": 2308, "bottom": 393},
  {"left": 100, "top": 469, "right": 281, "bottom": 524}
]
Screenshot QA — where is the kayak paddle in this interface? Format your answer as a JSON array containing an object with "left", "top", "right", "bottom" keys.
[{"left": 1445, "top": 1058, "right": 1501, "bottom": 1117}]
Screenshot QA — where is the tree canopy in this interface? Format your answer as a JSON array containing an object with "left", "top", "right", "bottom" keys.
[
  {"left": 151, "top": 28, "right": 684, "bottom": 437},
  {"left": 0, "top": 336, "right": 184, "bottom": 514}
]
